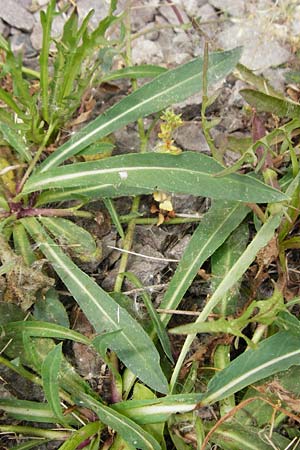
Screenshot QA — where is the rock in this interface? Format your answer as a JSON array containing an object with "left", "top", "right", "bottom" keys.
[
  {"left": 131, "top": 0, "right": 157, "bottom": 32},
  {"left": 165, "top": 234, "right": 191, "bottom": 260},
  {"left": 132, "top": 37, "right": 164, "bottom": 64},
  {"left": 181, "top": 0, "right": 207, "bottom": 16},
  {"left": 10, "top": 31, "right": 37, "bottom": 58},
  {"left": 160, "top": 2, "right": 188, "bottom": 24},
  {"left": 30, "top": 12, "right": 65, "bottom": 50},
  {"left": 209, "top": 0, "right": 246, "bottom": 17},
  {"left": 0, "top": 0, "right": 34, "bottom": 31},
  {"left": 218, "top": 18, "right": 291, "bottom": 72},
  {"left": 76, "top": 0, "right": 110, "bottom": 28},
  {"left": 175, "top": 122, "right": 210, "bottom": 153}
]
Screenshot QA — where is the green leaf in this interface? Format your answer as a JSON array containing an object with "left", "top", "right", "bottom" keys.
[
  {"left": 39, "top": 216, "right": 101, "bottom": 262},
  {"left": 211, "top": 222, "right": 249, "bottom": 315},
  {"left": 101, "top": 64, "right": 167, "bottom": 82},
  {"left": 77, "top": 141, "right": 114, "bottom": 156},
  {"left": 40, "top": 0, "right": 55, "bottom": 122},
  {"left": 159, "top": 201, "right": 249, "bottom": 326},
  {"left": 57, "top": 422, "right": 103, "bottom": 450},
  {"left": 169, "top": 211, "right": 284, "bottom": 391},
  {"left": 240, "top": 89, "right": 300, "bottom": 119},
  {"left": 201, "top": 331, "right": 300, "bottom": 406},
  {"left": 23, "top": 152, "right": 288, "bottom": 204},
  {"left": 0, "top": 398, "right": 76, "bottom": 424},
  {"left": 13, "top": 222, "right": 36, "bottom": 266},
  {"left": 0, "top": 123, "right": 31, "bottom": 162},
  {"left": 4, "top": 321, "right": 90, "bottom": 345},
  {"left": 210, "top": 422, "right": 292, "bottom": 450},
  {"left": 41, "top": 343, "right": 64, "bottom": 421},
  {"left": 33, "top": 288, "right": 70, "bottom": 328},
  {"left": 74, "top": 392, "right": 162, "bottom": 450},
  {"left": 122, "top": 271, "right": 173, "bottom": 363},
  {"left": 38, "top": 48, "right": 242, "bottom": 171},
  {"left": 22, "top": 217, "right": 168, "bottom": 394},
  {"left": 103, "top": 198, "right": 125, "bottom": 239}
]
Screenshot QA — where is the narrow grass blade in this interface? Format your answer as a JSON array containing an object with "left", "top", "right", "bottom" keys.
[
  {"left": 23, "top": 152, "right": 288, "bottom": 203},
  {"left": 40, "top": 0, "right": 55, "bottom": 122},
  {"left": 159, "top": 201, "right": 249, "bottom": 325},
  {"left": 201, "top": 331, "right": 300, "bottom": 405},
  {"left": 122, "top": 271, "right": 173, "bottom": 362},
  {"left": 41, "top": 343, "right": 64, "bottom": 421},
  {"left": 22, "top": 218, "right": 168, "bottom": 394},
  {"left": 103, "top": 198, "right": 125, "bottom": 239},
  {"left": 38, "top": 48, "right": 242, "bottom": 171},
  {"left": 57, "top": 422, "right": 103, "bottom": 450}
]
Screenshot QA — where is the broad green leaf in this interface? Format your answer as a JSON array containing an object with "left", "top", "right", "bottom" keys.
[
  {"left": 240, "top": 89, "right": 300, "bottom": 119},
  {"left": 23, "top": 152, "right": 288, "bottom": 204},
  {"left": 74, "top": 392, "right": 161, "bottom": 450},
  {"left": 41, "top": 343, "right": 64, "bottom": 421},
  {"left": 4, "top": 321, "right": 90, "bottom": 345},
  {"left": 101, "top": 64, "right": 167, "bottom": 82},
  {"left": 38, "top": 48, "right": 242, "bottom": 171},
  {"left": 201, "top": 331, "right": 300, "bottom": 406},
  {"left": 159, "top": 201, "right": 249, "bottom": 326},
  {"left": 22, "top": 217, "right": 168, "bottom": 394},
  {"left": 0, "top": 123, "right": 31, "bottom": 162},
  {"left": 39, "top": 216, "right": 101, "bottom": 262},
  {"left": 58, "top": 422, "right": 103, "bottom": 450},
  {"left": 0, "top": 399, "right": 76, "bottom": 424},
  {"left": 34, "top": 288, "right": 70, "bottom": 328}
]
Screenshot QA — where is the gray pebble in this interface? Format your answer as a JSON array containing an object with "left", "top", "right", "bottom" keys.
[{"left": 0, "top": 0, "right": 34, "bottom": 31}]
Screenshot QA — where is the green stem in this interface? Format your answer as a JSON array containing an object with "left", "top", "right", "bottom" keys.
[
  {"left": 214, "top": 345, "right": 235, "bottom": 415},
  {"left": 119, "top": 216, "right": 202, "bottom": 225},
  {"left": 0, "top": 425, "right": 71, "bottom": 440},
  {"left": 114, "top": 2, "right": 147, "bottom": 292}
]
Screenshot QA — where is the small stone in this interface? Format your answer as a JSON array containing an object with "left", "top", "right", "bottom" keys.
[
  {"left": 0, "top": 0, "right": 34, "bottom": 31},
  {"left": 181, "top": 0, "right": 207, "bottom": 16},
  {"left": 76, "top": 0, "right": 110, "bottom": 28},
  {"left": 209, "top": 0, "right": 246, "bottom": 17},
  {"left": 132, "top": 37, "right": 164, "bottom": 64},
  {"left": 10, "top": 32, "right": 37, "bottom": 58},
  {"left": 175, "top": 123, "right": 210, "bottom": 153},
  {"left": 218, "top": 19, "right": 291, "bottom": 72}
]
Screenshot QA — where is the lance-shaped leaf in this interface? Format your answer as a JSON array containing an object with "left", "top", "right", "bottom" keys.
[
  {"left": 201, "top": 331, "right": 300, "bottom": 406},
  {"left": 38, "top": 48, "right": 242, "bottom": 172},
  {"left": 0, "top": 399, "right": 77, "bottom": 424},
  {"left": 41, "top": 343, "right": 64, "bottom": 422},
  {"left": 23, "top": 152, "right": 287, "bottom": 204},
  {"left": 159, "top": 201, "right": 249, "bottom": 326},
  {"left": 22, "top": 217, "right": 168, "bottom": 394},
  {"left": 75, "top": 392, "right": 161, "bottom": 450},
  {"left": 241, "top": 89, "right": 300, "bottom": 119}
]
